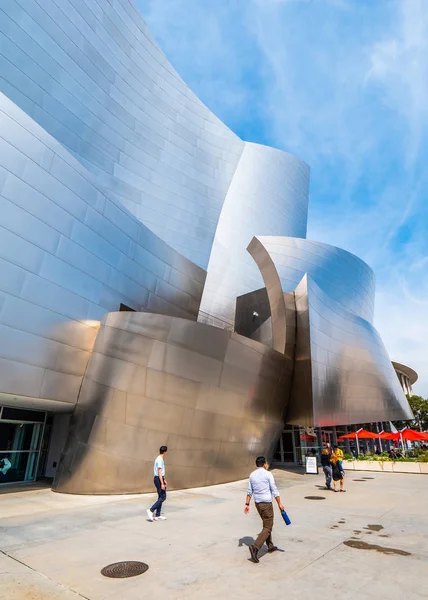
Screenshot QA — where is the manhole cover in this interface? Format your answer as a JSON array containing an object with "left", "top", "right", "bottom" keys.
[
  {"left": 353, "top": 479, "right": 366, "bottom": 482},
  {"left": 362, "top": 477, "right": 375, "bottom": 480},
  {"left": 101, "top": 561, "right": 149, "bottom": 578},
  {"left": 304, "top": 496, "right": 326, "bottom": 500}
]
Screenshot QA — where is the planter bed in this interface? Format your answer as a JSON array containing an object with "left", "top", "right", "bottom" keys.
[{"left": 343, "top": 460, "right": 426, "bottom": 474}]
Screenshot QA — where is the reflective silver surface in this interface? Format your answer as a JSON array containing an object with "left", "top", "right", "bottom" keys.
[
  {"left": 0, "top": 0, "right": 306, "bottom": 409},
  {"left": 291, "top": 275, "right": 412, "bottom": 426},
  {"left": 254, "top": 236, "right": 375, "bottom": 323},
  {"left": 0, "top": 0, "right": 414, "bottom": 492},
  {"left": 0, "top": 0, "right": 244, "bottom": 269},
  {"left": 247, "top": 237, "right": 290, "bottom": 355},
  {"left": 246, "top": 237, "right": 413, "bottom": 426},
  {"left": 53, "top": 312, "right": 292, "bottom": 494},
  {"left": 199, "top": 143, "right": 310, "bottom": 325},
  {"left": 0, "top": 91, "right": 205, "bottom": 406}
]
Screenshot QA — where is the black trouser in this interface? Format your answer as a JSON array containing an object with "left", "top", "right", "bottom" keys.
[{"left": 150, "top": 476, "right": 166, "bottom": 517}]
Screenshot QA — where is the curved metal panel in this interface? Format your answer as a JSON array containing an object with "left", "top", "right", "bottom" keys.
[
  {"left": 0, "top": 0, "right": 244, "bottom": 269},
  {"left": 0, "top": 0, "right": 308, "bottom": 413},
  {"left": 199, "top": 143, "right": 310, "bottom": 325},
  {"left": 244, "top": 239, "right": 412, "bottom": 426},
  {"left": 53, "top": 312, "right": 292, "bottom": 494},
  {"left": 0, "top": 0, "right": 413, "bottom": 487},
  {"left": 245, "top": 237, "right": 299, "bottom": 361},
  {"left": 0, "top": 93, "right": 205, "bottom": 406},
  {"left": 247, "top": 237, "right": 287, "bottom": 354},
  {"left": 302, "top": 277, "right": 413, "bottom": 426},
  {"left": 255, "top": 236, "right": 376, "bottom": 323}
]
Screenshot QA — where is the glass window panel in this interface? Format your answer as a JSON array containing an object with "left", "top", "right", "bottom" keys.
[
  {"left": 0, "top": 423, "right": 40, "bottom": 451},
  {"left": 0, "top": 451, "right": 37, "bottom": 483}
]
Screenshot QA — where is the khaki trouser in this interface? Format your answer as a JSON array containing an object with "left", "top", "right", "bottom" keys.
[{"left": 254, "top": 502, "right": 274, "bottom": 550}]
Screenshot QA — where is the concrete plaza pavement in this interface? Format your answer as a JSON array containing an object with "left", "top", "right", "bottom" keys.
[{"left": 0, "top": 469, "right": 427, "bottom": 600}]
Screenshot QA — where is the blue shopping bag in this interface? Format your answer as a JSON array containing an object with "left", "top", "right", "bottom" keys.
[{"left": 281, "top": 510, "right": 291, "bottom": 526}]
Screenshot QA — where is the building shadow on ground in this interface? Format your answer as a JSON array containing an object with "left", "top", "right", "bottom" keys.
[{"left": 0, "top": 479, "right": 52, "bottom": 495}]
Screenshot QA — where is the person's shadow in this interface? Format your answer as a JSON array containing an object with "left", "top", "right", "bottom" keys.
[
  {"left": 238, "top": 536, "right": 255, "bottom": 548},
  {"left": 238, "top": 536, "right": 284, "bottom": 558}
]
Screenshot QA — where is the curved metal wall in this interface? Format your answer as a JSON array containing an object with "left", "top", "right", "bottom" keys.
[
  {"left": 0, "top": 0, "right": 310, "bottom": 280},
  {"left": 199, "top": 143, "right": 310, "bottom": 325},
  {"left": 245, "top": 237, "right": 411, "bottom": 426},
  {"left": 298, "top": 276, "right": 413, "bottom": 426},
  {"left": 0, "top": 0, "right": 413, "bottom": 487},
  {"left": 0, "top": 0, "right": 244, "bottom": 269},
  {"left": 53, "top": 312, "right": 292, "bottom": 494},
  {"left": 0, "top": 92, "right": 205, "bottom": 407},
  {"left": 0, "top": 1, "right": 308, "bottom": 418},
  {"left": 255, "top": 236, "right": 375, "bottom": 323}
]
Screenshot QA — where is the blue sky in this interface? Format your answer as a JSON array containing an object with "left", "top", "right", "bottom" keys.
[{"left": 137, "top": 0, "right": 428, "bottom": 397}]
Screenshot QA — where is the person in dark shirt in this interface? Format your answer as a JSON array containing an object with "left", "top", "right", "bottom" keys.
[{"left": 321, "top": 448, "right": 333, "bottom": 490}]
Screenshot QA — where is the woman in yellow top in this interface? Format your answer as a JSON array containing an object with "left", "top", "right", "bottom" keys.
[
  {"left": 330, "top": 451, "right": 345, "bottom": 492},
  {"left": 334, "top": 445, "right": 344, "bottom": 466}
]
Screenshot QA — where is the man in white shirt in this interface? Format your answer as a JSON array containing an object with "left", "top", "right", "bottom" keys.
[
  {"left": 147, "top": 446, "right": 168, "bottom": 522},
  {"left": 244, "top": 456, "right": 284, "bottom": 563}
]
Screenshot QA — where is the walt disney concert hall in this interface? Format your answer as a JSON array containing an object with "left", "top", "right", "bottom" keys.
[{"left": 0, "top": 0, "right": 413, "bottom": 492}]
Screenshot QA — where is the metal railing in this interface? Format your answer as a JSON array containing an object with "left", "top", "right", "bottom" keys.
[{"left": 198, "top": 311, "right": 234, "bottom": 332}]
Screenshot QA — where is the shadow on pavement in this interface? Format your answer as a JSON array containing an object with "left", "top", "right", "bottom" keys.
[{"left": 0, "top": 479, "right": 52, "bottom": 495}]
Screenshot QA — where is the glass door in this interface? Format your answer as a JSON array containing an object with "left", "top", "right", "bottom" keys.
[
  {"left": 320, "top": 429, "right": 333, "bottom": 447},
  {"left": 0, "top": 420, "right": 44, "bottom": 484}
]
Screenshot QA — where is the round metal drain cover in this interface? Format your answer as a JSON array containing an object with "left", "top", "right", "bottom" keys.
[
  {"left": 304, "top": 496, "right": 326, "bottom": 500},
  {"left": 362, "top": 477, "right": 375, "bottom": 480},
  {"left": 353, "top": 479, "right": 366, "bottom": 482},
  {"left": 101, "top": 561, "right": 149, "bottom": 578}
]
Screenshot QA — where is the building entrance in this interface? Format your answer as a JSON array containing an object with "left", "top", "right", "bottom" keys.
[
  {"left": 0, "top": 407, "right": 46, "bottom": 485},
  {"left": 273, "top": 425, "right": 341, "bottom": 467}
]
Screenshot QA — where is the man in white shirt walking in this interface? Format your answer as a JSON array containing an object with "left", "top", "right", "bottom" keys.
[
  {"left": 147, "top": 446, "right": 168, "bottom": 522},
  {"left": 244, "top": 456, "right": 284, "bottom": 563}
]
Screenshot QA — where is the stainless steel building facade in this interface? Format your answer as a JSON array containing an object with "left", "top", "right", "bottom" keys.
[{"left": 0, "top": 0, "right": 413, "bottom": 491}]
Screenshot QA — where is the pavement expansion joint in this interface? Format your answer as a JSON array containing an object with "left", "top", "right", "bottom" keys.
[{"left": 0, "top": 550, "right": 92, "bottom": 600}]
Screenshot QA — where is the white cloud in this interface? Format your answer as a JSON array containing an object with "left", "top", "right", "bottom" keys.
[
  {"left": 367, "top": 0, "right": 428, "bottom": 163},
  {"left": 137, "top": 0, "right": 428, "bottom": 395}
]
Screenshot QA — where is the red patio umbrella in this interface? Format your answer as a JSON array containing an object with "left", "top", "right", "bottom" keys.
[
  {"left": 379, "top": 432, "right": 400, "bottom": 440},
  {"left": 338, "top": 429, "right": 379, "bottom": 440},
  {"left": 401, "top": 429, "right": 428, "bottom": 441},
  {"left": 379, "top": 429, "right": 428, "bottom": 453},
  {"left": 337, "top": 429, "right": 380, "bottom": 455},
  {"left": 300, "top": 433, "right": 317, "bottom": 441}
]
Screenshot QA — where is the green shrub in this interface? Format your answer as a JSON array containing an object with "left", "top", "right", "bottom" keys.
[
  {"left": 414, "top": 450, "right": 428, "bottom": 462},
  {"left": 357, "top": 453, "right": 375, "bottom": 461},
  {"left": 354, "top": 452, "right": 425, "bottom": 463},
  {"left": 342, "top": 449, "right": 428, "bottom": 462}
]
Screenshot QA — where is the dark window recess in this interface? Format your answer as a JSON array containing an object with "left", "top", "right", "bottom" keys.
[
  {"left": 37, "top": 415, "right": 53, "bottom": 478},
  {"left": 119, "top": 303, "right": 136, "bottom": 312},
  {"left": 1, "top": 407, "right": 45, "bottom": 423},
  {"left": 0, "top": 422, "right": 36, "bottom": 451}
]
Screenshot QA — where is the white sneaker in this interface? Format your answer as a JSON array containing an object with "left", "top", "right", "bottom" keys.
[
  {"left": 154, "top": 516, "right": 166, "bottom": 521},
  {"left": 146, "top": 509, "right": 154, "bottom": 522}
]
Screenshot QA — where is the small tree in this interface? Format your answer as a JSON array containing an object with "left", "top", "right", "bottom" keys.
[{"left": 393, "top": 395, "right": 428, "bottom": 431}]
